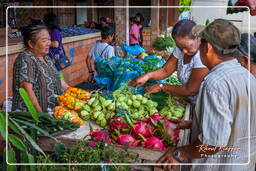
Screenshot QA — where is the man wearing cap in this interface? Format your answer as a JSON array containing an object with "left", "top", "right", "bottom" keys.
[
  {"left": 157, "top": 19, "right": 256, "bottom": 171},
  {"left": 235, "top": 33, "right": 256, "bottom": 78}
]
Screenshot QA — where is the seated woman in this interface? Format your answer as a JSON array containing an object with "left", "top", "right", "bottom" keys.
[{"left": 12, "top": 24, "right": 69, "bottom": 113}]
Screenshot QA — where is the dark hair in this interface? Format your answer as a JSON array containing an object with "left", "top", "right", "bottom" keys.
[
  {"left": 172, "top": 20, "right": 196, "bottom": 40},
  {"left": 100, "top": 17, "right": 107, "bottom": 23},
  {"left": 43, "top": 13, "right": 60, "bottom": 31},
  {"left": 129, "top": 17, "right": 136, "bottom": 23},
  {"left": 101, "top": 26, "right": 114, "bottom": 40},
  {"left": 21, "top": 24, "right": 48, "bottom": 48},
  {"left": 237, "top": 33, "right": 256, "bottom": 63},
  {"left": 135, "top": 13, "right": 144, "bottom": 22}
]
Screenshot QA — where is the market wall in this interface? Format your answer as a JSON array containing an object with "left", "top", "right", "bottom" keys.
[{"left": 0, "top": 32, "right": 101, "bottom": 106}]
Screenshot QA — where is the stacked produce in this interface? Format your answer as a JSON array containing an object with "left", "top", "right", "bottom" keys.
[
  {"left": 78, "top": 89, "right": 158, "bottom": 128},
  {"left": 160, "top": 95, "right": 185, "bottom": 119},
  {"left": 89, "top": 113, "right": 181, "bottom": 150},
  {"left": 94, "top": 55, "right": 167, "bottom": 91},
  {"left": 53, "top": 106, "right": 84, "bottom": 126},
  {"left": 54, "top": 88, "right": 91, "bottom": 125}
]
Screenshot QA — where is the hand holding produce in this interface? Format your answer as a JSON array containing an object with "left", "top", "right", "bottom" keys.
[{"left": 128, "top": 74, "right": 150, "bottom": 88}]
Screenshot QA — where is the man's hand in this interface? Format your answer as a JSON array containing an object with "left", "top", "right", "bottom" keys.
[
  {"left": 143, "top": 84, "right": 162, "bottom": 93},
  {"left": 168, "top": 119, "right": 192, "bottom": 129},
  {"left": 157, "top": 147, "right": 180, "bottom": 171}
]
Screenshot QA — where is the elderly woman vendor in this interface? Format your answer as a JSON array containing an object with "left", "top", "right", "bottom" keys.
[{"left": 12, "top": 24, "right": 69, "bottom": 112}]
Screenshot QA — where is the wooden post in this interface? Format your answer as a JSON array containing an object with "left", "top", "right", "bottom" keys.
[
  {"left": 160, "top": 0, "right": 168, "bottom": 33},
  {"left": 151, "top": 0, "right": 160, "bottom": 45},
  {"left": 114, "top": 0, "right": 127, "bottom": 43},
  {"left": 87, "top": 0, "right": 95, "bottom": 22}
]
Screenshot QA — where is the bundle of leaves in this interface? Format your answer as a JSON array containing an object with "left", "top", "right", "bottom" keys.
[
  {"left": 153, "top": 34, "right": 176, "bottom": 51},
  {"left": 179, "top": 0, "right": 192, "bottom": 13}
]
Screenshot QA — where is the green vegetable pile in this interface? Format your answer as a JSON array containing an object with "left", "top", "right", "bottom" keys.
[
  {"left": 79, "top": 89, "right": 159, "bottom": 127},
  {"left": 160, "top": 95, "right": 185, "bottom": 119},
  {"left": 165, "top": 75, "right": 181, "bottom": 86},
  {"left": 153, "top": 34, "right": 176, "bottom": 51}
]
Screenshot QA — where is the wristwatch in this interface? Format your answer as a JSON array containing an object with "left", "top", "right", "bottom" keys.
[
  {"left": 159, "top": 83, "right": 164, "bottom": 91},
  {"left": 172, "top": 148, "right": 188, "bottom": 163}
]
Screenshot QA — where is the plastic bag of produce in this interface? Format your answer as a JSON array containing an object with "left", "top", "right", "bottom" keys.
[
  {"left": 94, "top": 76, "right": 113, "bottom": 90},
  {"left": 112, "top": 70, "right": 140, "bottom": 91},
  {"left": 94, "top": 56, "right": 121, "bottom": 78},
  {"left": 122, "top": 43, "right": 145, "bottom": 56}
]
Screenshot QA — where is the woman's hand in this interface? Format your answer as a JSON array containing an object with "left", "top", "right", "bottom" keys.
[
  {"left": 128, "top": 74, "right": 150, "bottom": 88},
  {"left": 143, "top": 84, "right": 162, "bottom": 93}
]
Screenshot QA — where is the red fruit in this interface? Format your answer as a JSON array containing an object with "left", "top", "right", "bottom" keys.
[
  {"left": 116, "top": 134, "right": 137, "bottom": 146},
  {"left": 144, "top": 136, "right": 166, "bottom": 150},
  {"left": 150, "top": 113, "right": 163, "bottom": 122},
  {"left": 162, "top": 121, "right": 180, "bottom": 145},
  {"left": 132, "top": 122, "right": 154, "bottom": 138},
  {"left": 90, "top": 130, "right": 111, "bottom": 142},
  {"left": 108, "top": 116, "right": 129, "bottom": 130}
]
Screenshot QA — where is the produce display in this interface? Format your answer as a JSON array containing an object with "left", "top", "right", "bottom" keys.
[
  {"left": 61, "top": 26, "right": 100, "bottom": 37},
  {"left": 8, "top": 112, "right": 79, "bottom": 134},
  {"left": 94, "top": 55, "right": 167, "bottom": 91},
  {"left": 53, "top": 88, "right": 91, "bottom": 125},
  {"left": 53, "top": 106, "right": 84, "bottom": 126},
  {"left": 89, "top": 113, "right": 180, "bottom": 150},
  {"left": 153, "top": 34, "right": 176, "bottom": 51},
  {"left": 78, "top": 89, "right": 158, "bottom": 128}
]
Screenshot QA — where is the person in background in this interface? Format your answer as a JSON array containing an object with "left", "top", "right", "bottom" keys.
[
  {"left": 106, "top": 17, "right": 116, "bottom": 46},
  {"left": 43, "top": 13, "right": 64, "bottom": 71},
  {"left": 235, "top": 33, "right": 256, "bottom": 77},
  {"left": 157, "top": 19, "right": 256, "bottom": 171},
  {"left": 95, "top": 17, "right": 108, "bottom": 31},
  {"left": 12, "top": 24, "right": 70, "bottom": 113},
  {"left": 129, "top": 17, "right": 140, "bottom": 46},
  {"left": 86, "top": 26, "right": 115, "bottom": 82},
  {"left": 135, "top": 13, "right": 145, "bottom": 47}
]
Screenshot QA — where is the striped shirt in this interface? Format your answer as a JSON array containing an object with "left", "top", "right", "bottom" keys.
[{"left": 191, "top": 59, "right": 256, "bottom": 171}]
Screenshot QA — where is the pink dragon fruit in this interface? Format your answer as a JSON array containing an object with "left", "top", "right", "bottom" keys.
[
  {"left": 150, "top": 113, "right": 163, "bottom": 122},
  {"left": 108, "top": 116, "right": 129, "bottom": 130},
  {"left": 162, "top": 121, "right": 180, "bottom": 145},
  {"left": 132, "top": 122, "right": 154, "bottom": 138},
  {"left": 90, "top": 130, "right": 111, "bottom": 143},
  {"left": 144, "top": 136, "right": 166, "bottom": 150},
  {"left": 116, "top": 134, "right": 138, "bottom": 146}
]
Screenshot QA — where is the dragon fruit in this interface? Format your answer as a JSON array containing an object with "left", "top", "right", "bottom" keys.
[
  {"left": 132, "top": 122, "right": 154, "bottom": 138},
  {"left": 108, "top": 116, "right": 129, "bottom": 130},
  {"left": 162, "top": 121, "right": 180, "bottom": 145},
  {"left": 150, "top": 113, "right": 163, "bottom": 122},
  {"left": 116, "top": 134, "right": 138, "bottom": 146},
  {"left": 144, "top": 136, "right": 166, "bottom": 150},
  {"left": 89, "top": 130, "right": 111, "bottom": 143}
]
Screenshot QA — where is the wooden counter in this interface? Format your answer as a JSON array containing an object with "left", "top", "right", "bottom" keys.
[{"left": 0, "top": 32, "right": 101, "bottom": 56}]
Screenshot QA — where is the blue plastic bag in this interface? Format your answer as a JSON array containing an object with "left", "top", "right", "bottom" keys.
[
  {"left": 94, "top": 76, "right": 113, "bottom": 90},
  {"left": 112, "top": 71, "right": 140, "bottom": 91}
]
